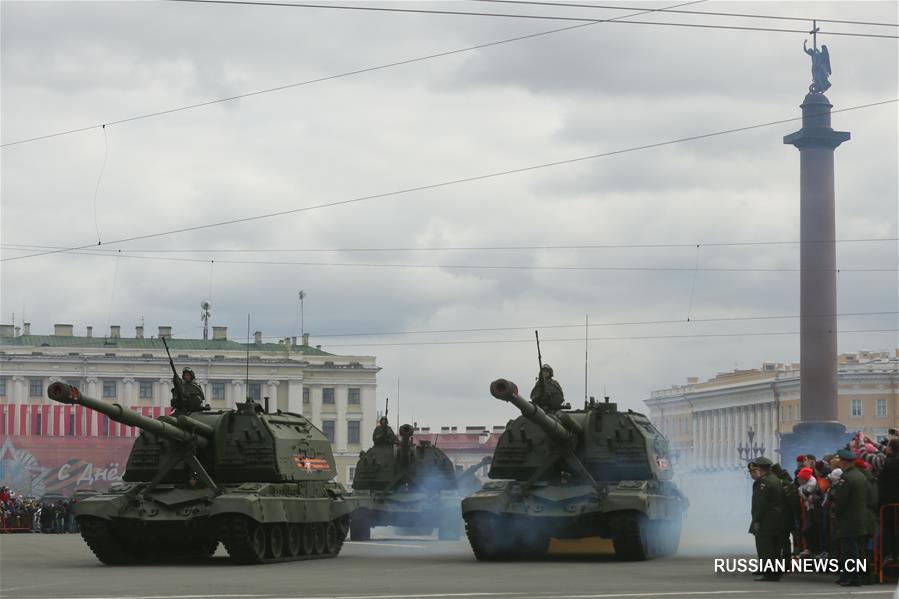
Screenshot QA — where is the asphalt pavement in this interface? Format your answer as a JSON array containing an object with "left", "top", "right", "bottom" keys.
[{"left": 1, "top": 532, "right": 896, "bottom": 599}]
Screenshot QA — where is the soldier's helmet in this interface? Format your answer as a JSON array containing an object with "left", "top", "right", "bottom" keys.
[
  {"left": 182, "top": 367, "right": 195, "bottom": 380},
  {"left": 541, "top": 364, "right": 554, "bottom": 377},
  {"left": 378, "top": 416, "right": 389, "bottom": 426}
]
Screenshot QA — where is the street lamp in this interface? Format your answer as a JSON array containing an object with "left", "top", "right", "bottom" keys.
[{"left": 737, "top": 426, "right": 766, "bottom": 474}]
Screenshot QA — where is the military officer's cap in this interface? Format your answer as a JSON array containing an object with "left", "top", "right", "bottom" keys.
[
  {"left": 836, "top": 448, "right": 856, "bottom": 460},
  {"left": 750, "top": 456, "right": 773, "bottom": 467}
]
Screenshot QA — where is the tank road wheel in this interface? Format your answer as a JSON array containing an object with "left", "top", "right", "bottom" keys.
[
  {"left": 78, "top": 517, "right": 133, "bottom": 565},
  {"left": 464, "top": 512, "right": 511, "bottom": 561},
  {"left": 350, "top": 512, "right": 371, "bottom": 541},
  {"left": 324, "top": 521, "right": 340, "bottom": 555},
  {"left": 267, "top": 524, "right": 285, "bottom": 560},
  {"left": 300, "top": 523, "right": 315, "bottom": 555},
  {"left": 286, "top": 524, "right": 302, "bottom": 557},
  {"left": 610, "top": 512, "right": 654, "bottom": 561},
  {"left": 312, "top": 523, "right": 327, "bottom": 555},
  {"left": 219, "top": 516, "right": 267, "bottom": 564}
]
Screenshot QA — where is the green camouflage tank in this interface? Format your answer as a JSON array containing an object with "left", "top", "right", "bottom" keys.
[
  {"left": 47, "top": 382, "right": 356, "bottom": 564},
  {"left": 462, "top": 379, "right": 687, "bottom": 560}
]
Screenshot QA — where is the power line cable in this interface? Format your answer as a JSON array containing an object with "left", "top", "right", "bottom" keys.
[
  {"left": 0, "top": 0, "right": 702, "bottom": 148},
  {"left": 470, "top": 0, "right": 899, "bottom": 28},
  {"left": 256, "top": 311, "right": 899, "bottom": 339},
  {"left": 3, "top": 97, "right": 895, "bottom": 264},
  {"left": 3, "top": 236, "right": 897, "bottom": 254},
  {"left": 316, "top": 328, "right": 899, "bottom": 348},
  {"left": 167, "top": 0, "right": 899, "bottom": 39},
  {"left": 1, "top": 245, "right": 895, "bottom": 272}
]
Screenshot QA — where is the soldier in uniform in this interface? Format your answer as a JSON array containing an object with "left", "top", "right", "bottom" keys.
[
  {"left": 372, "top": 417, "right": 399, "bottom": 446},
  {"left": 833, "top": 448, "right": 868, "bottom": 587},
  {"left": 748, "top": 457, "right": 786, "bottom": 582},
  {"left": 530, "top": 364, "right": 564, "bottom": 411},
  {"left": 171, "top": 366, "right": 206, "bottom": 412},
  {"left": 773, "top": 463, "right": 800, "bottom": 558}
]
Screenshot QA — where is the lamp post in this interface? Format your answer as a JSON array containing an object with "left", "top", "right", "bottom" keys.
[{"left": 737, "top": 426, "right": 766, "bottom": 477}]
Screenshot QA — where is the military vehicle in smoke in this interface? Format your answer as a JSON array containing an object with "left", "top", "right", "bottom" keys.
[
  {"left": 462, "top": 379, "right": 686, "bottom": 561},
  {"left": 46, "top": 382, "right": 355, "bottom": 564},
  {"left": 350, "top": 424, "right": 486, "bottom": 541}
]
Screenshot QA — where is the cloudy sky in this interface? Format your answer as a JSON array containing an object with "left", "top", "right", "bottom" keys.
[{"left": 2, "top": 0, "right": 896, "bottom": 427}]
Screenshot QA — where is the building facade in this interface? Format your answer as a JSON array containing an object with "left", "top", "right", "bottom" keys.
[
  {"left": 644, "top": 350, "right": 899, "bottom": 472},
  {"left": 0, "top": 322, "right": 379, "bottom": 495}
]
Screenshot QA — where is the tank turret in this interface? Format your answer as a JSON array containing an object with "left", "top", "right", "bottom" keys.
[
  {"left": 46, "top": 383, "right": 355, "bottom": 565},
  {"left": 462, "top": 378, "right": 687, "bottom": 562}
]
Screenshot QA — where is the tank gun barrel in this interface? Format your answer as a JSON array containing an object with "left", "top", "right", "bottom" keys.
[
  {"left": 457, "top": 456, "right": 492, "bottom": 479},
  {"left": 489, "top": 379, "right": 580, "bottom": 445},
  {"left": 47, "top": 382, "right": 209, "bottom": 448}
]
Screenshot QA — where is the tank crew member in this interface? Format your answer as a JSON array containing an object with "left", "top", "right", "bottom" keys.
[
  {"left": 748, "top": 457, "right": 786, "bottom": 582},
  {"left": 372, "top": 417, "right": 399, "bottom": 446},
  {"left": 171, "top": 366, "right": 206, "bottom": 412},
  {"left": 530, "top": 364, "right": 564, "bottom": 411},
  {"left": 833, "top": 448, "right": 868, "bottom": 587}
]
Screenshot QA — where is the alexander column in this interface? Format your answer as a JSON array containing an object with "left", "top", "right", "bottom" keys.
[{"left": 780, "top": 23, "right": 851, "bottom": 459}]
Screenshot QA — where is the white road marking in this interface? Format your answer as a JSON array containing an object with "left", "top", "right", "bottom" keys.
[{"left": 343, "top": 542, "right": 428, "bottom": 549}]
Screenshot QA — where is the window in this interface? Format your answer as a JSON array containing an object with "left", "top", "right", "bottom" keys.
[
  {"left": 212, "top": 383, "right": 226, "bottom": 401},
  {"left": 322, "top": 388, "right": 335, "bottom": 404},
  {"left": 34, "top": 412, "right": 42, "bottom": 436},
  {"left": 876, "top": 399, "right": 888, "bottom": 418},
  {"left": 102, "top": 415, "right": 110, "bottom": 436},
  {"left": 348, "top": 466, "right": 356, "bottom": 485},
  {"left": 347, "top": 421, "right": 360, "bottom": 444},
  {"left": 67, "top": 413, "right": 75, "bottom": 436},
  {"left": 30, "top": 378, "right": 42, "bottom": 397},
  {"left": 851, "top": 399, "right": 862, "bottom": 418},
  {"left": 0, "top": 378, "right": 6, "bottom": 397},
  {"left": 249, "top": 383, "right": 262, "bottom": 402},
  {"left": 139, "top": 382, "right": 154, "bottom": 399},
  {"left": 787, "top": 405, "right": 793, "bottom": 421},
  {"left": 322, "top": 420, "right": 335, "bottom": 443},
  {"left": 102, "top": 381, "right": 116, "bottom": 398},
  {"left": 303, "top": 387, "right": 310, "bottom": 404},
  {"left": 348, "top": 388, "right": 361, "bottom": 405}
]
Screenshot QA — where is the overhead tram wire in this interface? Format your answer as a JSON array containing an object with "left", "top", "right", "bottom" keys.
[
  {"left": 3, "top": 237, "right": 898, "bottom": 254},
  {"left": 469, "top": 0, "right": 899, "bottom": 28},
  {"left": 252, "top": 311, "right": 899, "bottom": 340},
  {"left": 314, "top": 328, "right": 899, "bottom": 349},
  {"left": 3, "top": 97, "right": 896, "bottom": 264},
  {"left": 167, "top": 0, "right": 899, "bottom": 39},
  {"left": 1, "top": 0, "right": 704, "bottom": 148},
  {"left": 1, "top": 245, "right": 896, "bottom": 273}
]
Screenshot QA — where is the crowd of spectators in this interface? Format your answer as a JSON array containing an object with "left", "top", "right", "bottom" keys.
[
  {"left": 0, "top": 486, "right": 79, "bottom": 533},
  {"left": 777, "top": 429, "right": 899, "bottom": 583}
]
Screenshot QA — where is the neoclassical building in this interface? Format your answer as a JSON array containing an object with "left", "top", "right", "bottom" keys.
[
  {"left": 644, "top": 350, "right": 898, "bottom": 472},
  {"left": 0, "top": 322, "right": 379, "bottom": 490}
]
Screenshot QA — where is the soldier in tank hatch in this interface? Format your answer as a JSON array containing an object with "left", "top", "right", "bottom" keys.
[
  {"left": 171, "top": 366, "right": 206, "bottom": 412},
  {"left": 530, "top": 364, "right": 564, "bottom": 411},
  {"left": 372, "top": 417, "right": 399, "bottom": 446}
]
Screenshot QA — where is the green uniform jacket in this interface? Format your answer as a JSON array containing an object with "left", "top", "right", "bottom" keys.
[
  {"left": 751, "top": 472, "right": 786, "bottom": 536},
  {"left": 530, "top": 379, "right": 564, "bottom": 411},
  {"left": 780, "top": 476, "right": 800, "bottom": 531},
  {"left": 171, "top": 377, "right": 206, "bottom": 412},
  {"left": 833, "top": 466, "right": 868, "bottom": 538},
  {"left": 372, "top": 425, "right": 399, "bottom": 446},
  {"left": 861, "top": 468, "right": 877, "bottom": 536}
]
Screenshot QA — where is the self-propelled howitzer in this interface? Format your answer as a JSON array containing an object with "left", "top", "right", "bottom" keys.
[
  {"left": 461, "top": 379, "right": 686, "bottom": 561},
  {"left": 47, "top": 382, "right": 355, "bottom": 565}
]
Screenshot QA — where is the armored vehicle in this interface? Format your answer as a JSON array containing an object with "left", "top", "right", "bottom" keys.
[
  {"left": 462, "top": 379, "right": 686, "bottom": 561},
  {"left": 47, "top": 382, "right": 355, "bottom": 564},
  {"left": 350, "top": 424, "right": 482, "bottom": 541}
]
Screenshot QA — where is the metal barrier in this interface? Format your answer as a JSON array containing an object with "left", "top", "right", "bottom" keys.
[{"left": 878, "top": 502, "right": 899, "bottom": 584}]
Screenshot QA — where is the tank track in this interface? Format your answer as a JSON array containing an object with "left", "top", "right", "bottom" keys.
[
  {"left": 464, "top": 512, "right": 549, "bottom": 561},
  {"left": 78, "top": 517, "right": 134, "bottom": 565},
  {"left": 610, "top": 512, "right": 680, "bottom": 561},
  {"left": 218, "top": 514, "right": 349, "bottom": 564}
]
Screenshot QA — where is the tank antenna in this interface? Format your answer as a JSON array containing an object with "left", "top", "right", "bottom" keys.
[
  {"left": 245, "top": 314, "right": 251, "bottom": 401},
  {"left": 584, "top": 314, "right": 589, "bottom": 409},
  {"left": 396, "top": 378, "right": 400, "bottom": 430}
]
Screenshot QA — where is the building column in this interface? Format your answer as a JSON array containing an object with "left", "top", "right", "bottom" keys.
[
  {"left": 12, "top": 376, "right": 25, "bottom": 404},
  {"left": 336, "top": 387, "right": 347, "bottom": 451},
  {"left": 287, "top": 380, "right": 302, "bottom": 414},
  {"left": 157, "top": 378, "right": 170, "bottom": 409},
  {"left": 231, "top": 380, "right": 245, "bottom": 407},
  {"left": 267, "top": 380, "right": 280, "bottom": 411},
  {"left": 691, "top": 413, "right": 699, "bottom": 470},
  {"left": 122, "top": 378, "right": 135, "bottom": 408}
]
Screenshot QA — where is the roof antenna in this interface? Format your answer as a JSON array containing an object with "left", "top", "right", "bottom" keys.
[{"left": 584, "top": 314, "right": 589, "bottom": 409}]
